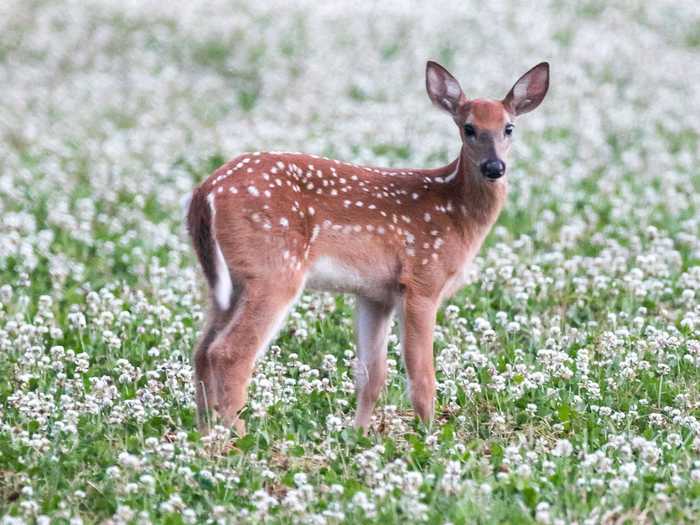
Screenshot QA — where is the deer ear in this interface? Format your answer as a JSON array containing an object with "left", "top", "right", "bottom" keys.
[
  {"left": 426, "top": 61, "right": 465, "bottom": 115},
  {"left": 503, "top": 62, "right": 549, "bottom": 116}
]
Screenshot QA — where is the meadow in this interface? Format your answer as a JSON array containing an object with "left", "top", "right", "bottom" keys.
[{"left": 1, "top": 1, "right": 700, "bottom": 523}]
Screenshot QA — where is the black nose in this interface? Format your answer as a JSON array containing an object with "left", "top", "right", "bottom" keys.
[{"left": 480, "top": 159, "right": 506, "bottom": 179}]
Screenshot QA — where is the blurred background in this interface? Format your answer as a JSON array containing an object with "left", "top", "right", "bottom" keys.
[
  {"left": 2, "top": 0, "right": 698, "bottom": 207},
  {"left": 2, "top": 0, "right": 698, "bottom": 286}
]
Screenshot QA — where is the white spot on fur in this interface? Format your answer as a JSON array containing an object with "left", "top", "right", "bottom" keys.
[{"left": 310, "top": 224, "right": 321, "bottom": 243}]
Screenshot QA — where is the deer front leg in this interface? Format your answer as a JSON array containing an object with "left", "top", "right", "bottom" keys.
[
  {"left": 354, "top": 297, "right": 394, "bottom": 431},
  {"left": 400, "top": 291, "right": 439, "bottom": 424}
]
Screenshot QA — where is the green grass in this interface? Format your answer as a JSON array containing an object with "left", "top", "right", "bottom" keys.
[{"left": 1, "top": 1, "right": 700, "bottom": 523}]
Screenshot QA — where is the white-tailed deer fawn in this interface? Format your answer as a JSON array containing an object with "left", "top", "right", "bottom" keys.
[{"left": 187, "top": 61, "right": 549, "bottom": 434}]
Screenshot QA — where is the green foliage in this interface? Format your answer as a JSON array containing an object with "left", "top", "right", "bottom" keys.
[{"left": 2, "top": 0, "right": 700, "bottom": 523}]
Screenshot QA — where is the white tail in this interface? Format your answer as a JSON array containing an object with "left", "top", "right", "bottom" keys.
[{"left": 187, "top": 61, "right": 550, "bottom": 434}]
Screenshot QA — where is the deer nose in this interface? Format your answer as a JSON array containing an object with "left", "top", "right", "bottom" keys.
[{"left": 480, "top": 159, "right": 505, "bottom": 179}]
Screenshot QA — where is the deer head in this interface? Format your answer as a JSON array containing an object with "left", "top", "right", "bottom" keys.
[{"left": 426, "top": 61, "right": 549, "bottom": 181}]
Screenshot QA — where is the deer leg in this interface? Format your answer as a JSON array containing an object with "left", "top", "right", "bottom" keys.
[
  {"left": 193, "top": 293, "right": 242, "bottom": 433},
  {"left": 354, "top": 297, "right": 394, "bottom": 431},
  {"left": 399, "top": 292, "right": 439, "bottom": 424},
  {"left": 193, "top": 313, "right": 220, "bottom": 431},
  {"left": 208, "top": 277, "right": 302, "bottom": 435}
]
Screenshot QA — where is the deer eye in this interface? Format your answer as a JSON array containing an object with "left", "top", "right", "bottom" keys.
[
  {"left": 505, "top": 124, "right": 514, "bottom": 136},
  {"left": 464, "top": 124, "right": 476, "bottom": 138}
]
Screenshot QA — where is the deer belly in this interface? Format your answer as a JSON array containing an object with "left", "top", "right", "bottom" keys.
[{"left": 306, "top": 256, "right": 387, "bottom": 299}]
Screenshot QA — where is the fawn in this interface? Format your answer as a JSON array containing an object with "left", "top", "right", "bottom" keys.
[{"left": 187, "top": 60, "right": 549, "bottom": 434}]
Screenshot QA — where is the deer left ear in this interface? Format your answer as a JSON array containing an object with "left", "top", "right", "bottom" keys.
[{"left": 503, "top": 62, "right": 549, "bottom": 116}]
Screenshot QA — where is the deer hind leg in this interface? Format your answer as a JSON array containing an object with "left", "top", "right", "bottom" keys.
[
  {"left": 193, "top": 291, "right": 242, "bottom": 433},
  {"left": 208, "top": 277, "right": 303, "bottom": 435},
  {"left": 354, "top": 297, "right": 394, "bottom": 431},
  {"left": 399, "top": 292, "right": 439, "bottom": 425}
]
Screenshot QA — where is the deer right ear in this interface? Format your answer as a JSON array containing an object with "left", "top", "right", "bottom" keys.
[{"left": 426, "top": 61, "right": 465, "bottom": 116}]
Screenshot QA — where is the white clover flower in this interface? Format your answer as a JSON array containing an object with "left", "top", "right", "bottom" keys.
[
  {"left": 139, "top": 474, "right": 156, "bottom": 494},
  {"left": 350, "top": 492, "right": 376, "bottom": 518},
  {"left": 620, "top": 462, "right": 637, "bottom": 478},
  {"left": 0, "top": 284, "right": 13, "bottom": 303},
  {"left": 516, "top": 463, "right": 532, "bottom": 479},
  {"left": 114, "top": 506, "right": 134, "bottom": 522},
  {"left": 182, "top": 509, "right": 197, "bottom": 524},
  {"left": 535, "top": 502, "right": 551, "bottom": 524},
  {"left": 117, "top": 452, "right": 142, "bottom": 470},
  {"left": 325, "top": 414, "right": 343, "bottom": 433},
  {"left": 552, "top": 439, "right": 573, "bottom": 458}
]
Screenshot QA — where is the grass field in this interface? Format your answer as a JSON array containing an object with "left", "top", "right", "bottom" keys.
[{"left": 2, "top": 1, "right": 700, "bottom": 523}]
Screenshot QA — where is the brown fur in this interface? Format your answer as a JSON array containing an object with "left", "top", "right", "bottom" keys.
[
  {"left": 463, "top": 99, "right": 508, "bottom": 130},
  {"left": 186, "top": 187, "right": 217, "bottom": 288},
  {"left": 187, "top": 61, "right": 549, "bottom": 434}
]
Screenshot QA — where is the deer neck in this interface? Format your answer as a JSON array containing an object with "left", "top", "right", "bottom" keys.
[{"left": 443, "top": 148, "right": 508, "bottom": 238}]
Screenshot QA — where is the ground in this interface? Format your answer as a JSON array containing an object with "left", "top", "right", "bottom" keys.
[{"left": 1, "top": 0, "right": 700, "bottom": 523}]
